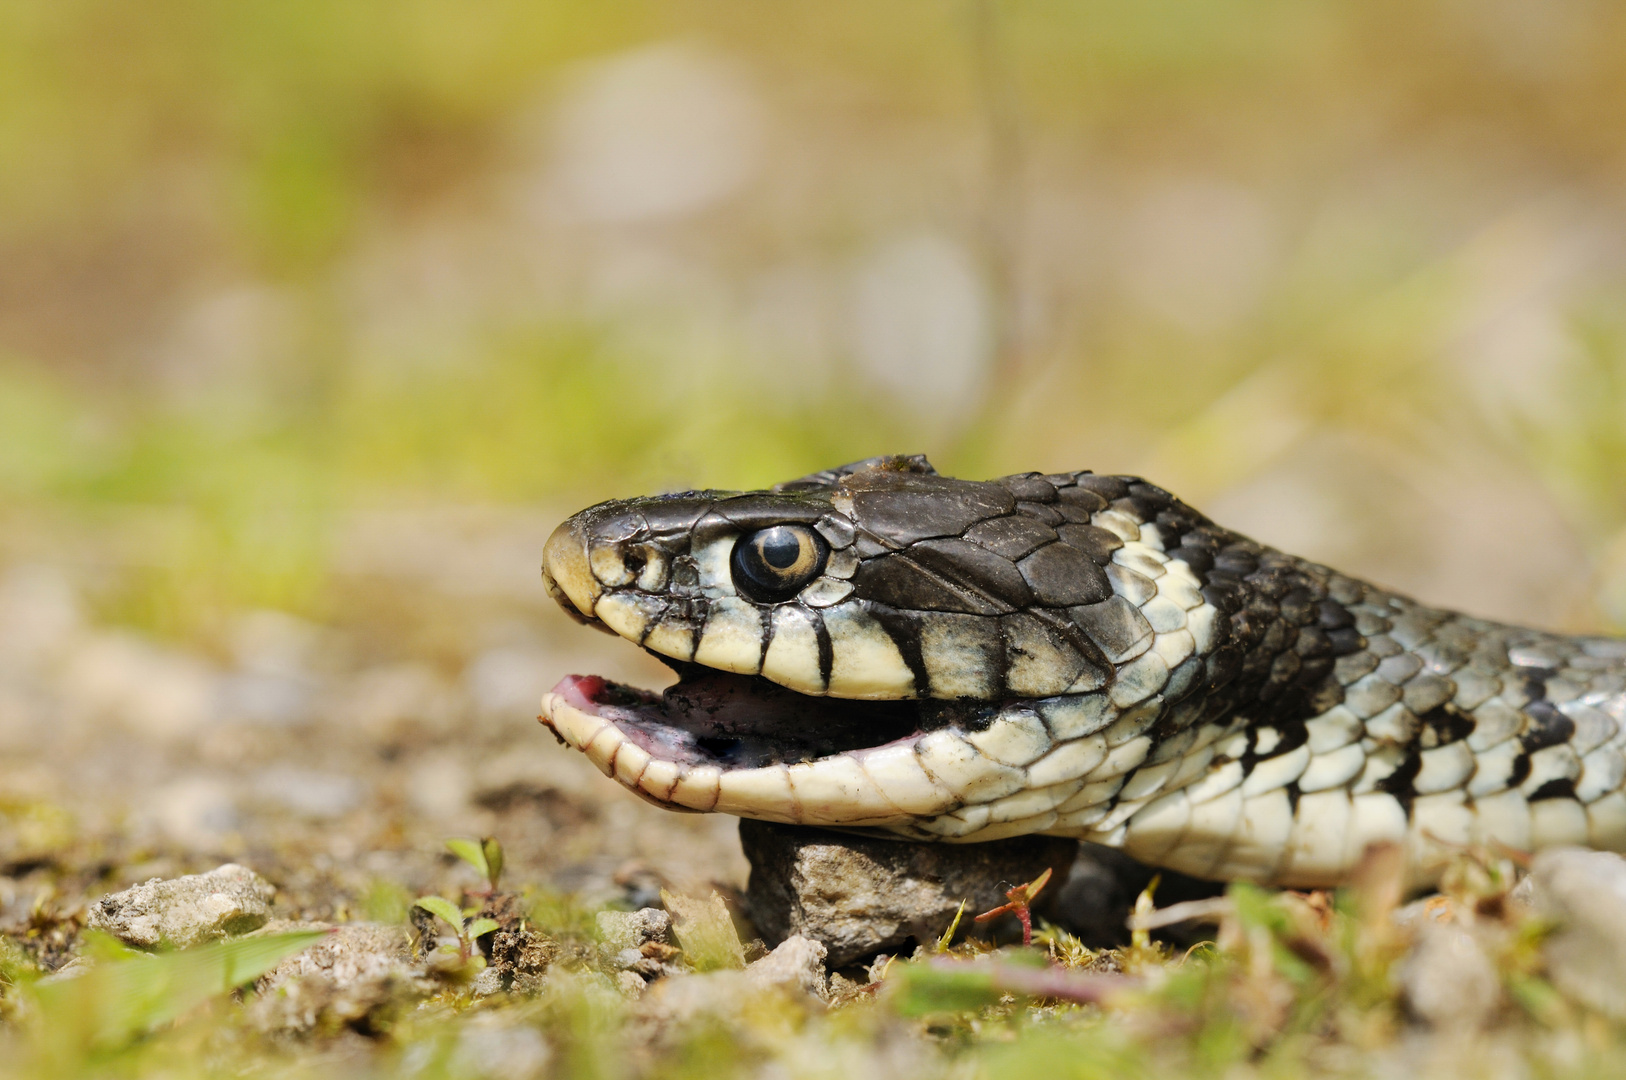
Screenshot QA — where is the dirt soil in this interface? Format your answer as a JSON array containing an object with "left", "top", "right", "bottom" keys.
[{"left": 0, "top": 550, "right": 748, "bottom": 955}]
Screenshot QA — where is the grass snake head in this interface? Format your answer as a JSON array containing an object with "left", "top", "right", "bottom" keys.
[{"left": 539, "top": 455, "right": 1626, "bottom": 890}]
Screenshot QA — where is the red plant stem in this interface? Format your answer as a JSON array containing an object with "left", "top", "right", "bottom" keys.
[{"left": 973, "top": 867, "right": 1052, "bottom": 945}]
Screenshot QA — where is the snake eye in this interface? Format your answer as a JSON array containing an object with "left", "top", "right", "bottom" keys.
[{"left": 730, "top": 525, "right": 829, "bottom": 603}]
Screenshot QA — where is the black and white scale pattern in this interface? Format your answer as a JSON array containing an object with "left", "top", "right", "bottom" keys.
[{"left": 538, "top": 456, "right": 1626, "bottom": 888}]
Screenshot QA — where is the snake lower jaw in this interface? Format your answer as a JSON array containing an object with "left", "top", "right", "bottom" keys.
[{"left": 539, "top": 672, "right": 962, "bottom": 828}]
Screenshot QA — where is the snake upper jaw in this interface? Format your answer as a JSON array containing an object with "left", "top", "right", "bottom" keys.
[{"left": 542, "top": 518, "right": 604, "bottom": 623}]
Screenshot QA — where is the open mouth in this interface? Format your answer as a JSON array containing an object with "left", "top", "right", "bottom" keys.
[
  {"left": 536, "top": 506, "right": 1013, "bottom": 832},
  {"left": 539, "top": 665, "right": 978, "bottom": 827},
  {"left": 556, "top": 665, "right": 925, "bottom": 769}
]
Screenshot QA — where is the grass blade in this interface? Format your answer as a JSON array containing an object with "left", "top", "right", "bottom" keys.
[{"left": 30, "top": 929, "right": 329, "bottom": 1048}]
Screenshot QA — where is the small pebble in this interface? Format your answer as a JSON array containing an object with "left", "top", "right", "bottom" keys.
[
  {"left": 740, "top": 820, "right": 1075, "bottom": 967},
  {"left": 1520, "top": 847, "right": 1626, "bottom": 1019},
  {"left": 1399, "top": 923, "right": 1501, "bottom": 1029},
  {"left": 88, "top": 864, "right": 274, "bottom": 950}
]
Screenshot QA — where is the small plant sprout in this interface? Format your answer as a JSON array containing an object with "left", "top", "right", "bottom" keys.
[
  {"left": 413, "top": 895, "right": 499, "bottom": 967},
  {"left": 1130, "top": 875, "right": 1161, "bottom": 954},
  {"left": 974, "top": 867, "right": 1053, "bottom": 946},
  {"left": 935, "top": 900, "right": 968, "bottom": 953},
  {"left": 445, "top": 836, "right": 505, "bottom": 895}
]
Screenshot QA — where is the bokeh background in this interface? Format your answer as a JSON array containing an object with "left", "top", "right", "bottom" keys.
[{"left": 3, "top": 1, "right": 1626, "bottom": 909}]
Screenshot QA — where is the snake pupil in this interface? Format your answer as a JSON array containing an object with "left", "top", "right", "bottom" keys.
[
  {"left": 759, "top": 530, "right": 801, "bottom": 569},
  {"left": 730, "top": 524, "right": 828, "bottom": 603}
]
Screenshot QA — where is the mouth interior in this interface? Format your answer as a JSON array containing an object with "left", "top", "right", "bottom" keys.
[{"left": 555, "top": 664, "right": 980, "bottom": 770}]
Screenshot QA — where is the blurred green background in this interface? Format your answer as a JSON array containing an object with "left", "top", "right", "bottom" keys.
[{"left": 3, "top": 0, "right": 1626, "bottom": 644}]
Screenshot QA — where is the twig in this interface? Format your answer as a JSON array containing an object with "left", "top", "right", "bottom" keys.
[{"left": 1126, "top": 896, "right": 1236, "bottom": 933}]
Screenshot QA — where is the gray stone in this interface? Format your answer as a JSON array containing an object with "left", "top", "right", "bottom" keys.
[
  {"left": 625, "top": 934, "right": 829, "bottom": 1019},
  {"left": 740, "top": 820, "right": 1076, "bottom": 967},
  {"left": 596, "top": 907, "right": 673, "bottom": 953},
  {"left": 597, "top": 906, "right": 677, "bottom": 985},
  {"left": 88, "top": 863, "right": 274, "bottom": 949},
  {"left": 250, "top": 921, "right": 432, "bottom": 1033},
  {"left": 1520, "top": 847, "right": 1626, "bottom": 1018},
  {"left": 258, "top": 921, "right": 415, "bottom": 987},
  {"left": 613, "top": 946, "right": 650, "bottom": 971},
  {"left": 471, "top": 965, "right": 506, "bottom": 998},
  {"left": 744, "top": 934, "right": 828, "bottom": 1002},
  {"left": 1398, "top": 923, "right": 1501, "bottom": 1029}
]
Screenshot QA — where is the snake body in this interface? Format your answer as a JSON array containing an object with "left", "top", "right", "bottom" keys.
[{"left": 539, "top": 455, "right": 1626, "bottom": 888}]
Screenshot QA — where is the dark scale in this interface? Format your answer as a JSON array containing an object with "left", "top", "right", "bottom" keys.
[
  {"left": 1016, "top": 501, "right": 1066, "bottom": 526},
  {"left": 1374, "top": 749, "right": 1426, "bottom": 815},
  {"left": 1417, "top": 704, "right": 1477, "bottom": 746},
  {"left": 1520, "top": 700, "right": 1577, "bottom": 753},
  {"left": 865, "top": 604, "right": 933, "bottom": 696},
  {"left": 814, "top": 618, "right": 834, "bottom": 686},
  {"left": 1072, "top": 474, "right": 1130, "bottom": 501},
  {"left": 995, "top": 473, "right": 1061, "bottom": 503}
]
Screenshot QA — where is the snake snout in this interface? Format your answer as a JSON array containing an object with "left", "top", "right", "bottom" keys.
[{"left": 542, "top": 518, "right": 601, "bottom": 620}]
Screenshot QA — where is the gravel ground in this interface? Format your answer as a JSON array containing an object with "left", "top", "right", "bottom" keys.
[
  {"left": 8, "top": 529, "right": 1626, "bottom": 1080},
  {"left": 0, "top": 549, "right": 748, "bottom": 945}
]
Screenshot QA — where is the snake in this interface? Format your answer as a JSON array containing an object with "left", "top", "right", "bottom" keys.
[{"left": 537, "top": 455, "right": 1626, "bottom": 889}]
